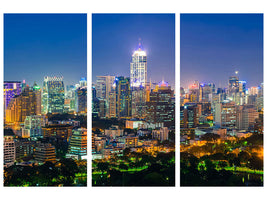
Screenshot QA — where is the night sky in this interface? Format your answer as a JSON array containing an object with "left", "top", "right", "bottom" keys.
[
  {"left": 4, "top": 14, "right": 87, "bottom": 87},
  {"left": 92, "top": 14, "right": 175, "bottom": 89},
  {"left": 181, "top": 14, "right": 263, "bottom": 89}
]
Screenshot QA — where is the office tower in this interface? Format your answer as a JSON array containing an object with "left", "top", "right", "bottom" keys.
[
  {"left": 96, "top": 76, "right": 116, "bottom": 117},
  {"left": 115, "top": 76, "right": 131, "bottom": 118},
  {"left": 146, "top": 80, "right": 175, "bottom": 127},
  {"left": 189, "top": 81, "right": 200, "bottom": 103},
  {"left": 152, "top": 127, "right": 169, "bottom": 142},
  {"left": 34, "top": 143, "right": 56, "bottom": 164},
  {"left": 200, "top": 83, "right": 214, "bottom": 102},
  {"left": 4, "top": 81, "right": 22, "bottom": 112},
  {"left": 21, "top": 80, "right": 26, "bottom": 92},
  {"left": 130, "top": 43, "right": 147, "bottom": 87},
  {"left": 256, "top": 83, "right": 264, "bottom": 111},
  {"left": 125, "top": 136, "right": 138, "bottom": 148},
  {"left": 108, "top": 87, "right": 117, "bottom": 118},
  {"left": 77, "top": 86, "right": 87, "bottom": 114},
  {"left": 183, "top": 103, "right": 201, "bottom": 128},
  {"left": 4, "top": 129, "right": 16, "bottom": 168},
  {"left": 215, "top": 102, "right": 237, "bottom": 129},
  {"left": 131, "top": 86, "right": 146, "bottom": 118},
  {"left": 248, "top": 87, "right": 258, "bottom": 95},
  {"left": 33, "top": 82, "right": 42, "bottom": 115},
  {"left": 15, "top": 139, "right": 36, "bottom": 161},
  {"left": 228, "top": 76, "right": 239, "bottom": 100},
  {"left": 21, "top": 115, "right": 47, "bottom": 138},
  {"left": 42, "top": 76, "right": 65, "bottom": 114},
  {"left": 180, "top": 106, "right": 185, "bottom": 128},
  {"left": 65, "top": 85, "right": 76, "bottom": 111},
  {"left": 238, "top": 81, "right": 246, "bottom": 94},
  {"left": 67, "top": 128, "right": 87, "bottom": 160},
  {"left": 96, "top": 76, "right": 115, "bottom": 99},
  {"left": 79, "top": 77, "right": 87, "bottom": 87},
  {"left": 104, "top": 125, "right": 123, "bottom": 139},
  {"left": 237, "top": 105, "right": 259, "bottom": 130},
  {"left": 5, "top": 85, "right": 37, "bottom": 123},
  {"left": 42, "top": 124, "right": 73, "bottom": 141}
]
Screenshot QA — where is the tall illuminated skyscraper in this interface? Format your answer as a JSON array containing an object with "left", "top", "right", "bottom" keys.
[
  {"left": 130, "top": 42, "right": 147, "bottom": 87},
  {"left": 5, "top": 85, "right": 37, "bottom": 123},
  {"left": 33, "top": 82, "right": 42, "bottom": 115},
  {"left": 42, "top": 76, "right": 65, "bottom": 114},
  {"left": 115, "top": 76, "right": 131, "bottom": 118},
  {"left": 4, "top": 81, "right": 22, "bottom": 111},
  {"left": 77, "top": 86, "right": 87, "bottom": 114}
]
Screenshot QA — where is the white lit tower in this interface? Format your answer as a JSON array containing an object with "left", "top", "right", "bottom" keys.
[{"left": 130, "top": 42, "right": 147, "bottom": 87}]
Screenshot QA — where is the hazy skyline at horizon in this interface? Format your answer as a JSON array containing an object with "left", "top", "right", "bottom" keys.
[{"left": 181, "top": 14, "right": 263, "bottom": 89}]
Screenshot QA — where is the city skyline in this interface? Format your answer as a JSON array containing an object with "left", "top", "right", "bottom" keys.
[
  {"left": 181, "top": 14, "right": 263, "bottom": 88},
  {"left": 4, "top": 14, "right": 87, "bottom": 87},
  {"left": 92, "top": 14, "right": 175, "bottom": 89}
]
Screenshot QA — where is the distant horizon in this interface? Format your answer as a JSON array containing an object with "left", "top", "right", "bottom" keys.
[{"left": 181, "top": 14, "right": 263, "bottom": 89}]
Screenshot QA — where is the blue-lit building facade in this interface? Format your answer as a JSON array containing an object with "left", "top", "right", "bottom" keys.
[{"left": 42, "top": 76, "right": 65, "bottom": 114}]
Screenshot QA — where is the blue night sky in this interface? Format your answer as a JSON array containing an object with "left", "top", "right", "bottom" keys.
[
  {"left": 92, "top": 14, "right": 175, "bottom": 88},
  {"left": 181, "top": 14, "right": 263, "bottom": 88},
  {"left": 4, "top": 14, "right": 87, "bottom": 87}
]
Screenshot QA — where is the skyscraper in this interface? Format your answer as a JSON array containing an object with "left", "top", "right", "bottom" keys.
[
  {"left": 96, "top": 76, "right": 115, "bottom": 117},
  {"left": 77, "top": 86, "right": 87, "bottom": 114},
  {"left": 115, "top": 76, "right": 131, "bottom": 118},
  {"left": 33, "top": 82, "right": 42, "bottom": 115},
  {"left": 145, "top": 80, "right": 175, "bottom": 127},
  {"left": 4, "top": 81, "right": 22, "bottom": 111},
  {"left": 42, "top": 76, "right": 65, "bottom": 114},
  {"left": 130, "top": 43, "right": 147, "bottom": 87},
  {"left": 5, "top": 85, "right": 37, "bottom": 123},
  {"left": 67, "top": 128, "right": 87, "bottom": 160}
]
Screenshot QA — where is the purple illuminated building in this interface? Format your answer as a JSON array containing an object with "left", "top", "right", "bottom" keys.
[{"left": 4, "top": 81, "right": 22, "bottom": 110}]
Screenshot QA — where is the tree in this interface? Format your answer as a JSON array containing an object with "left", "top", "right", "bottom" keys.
[
  {"left": 238, "top": 151, "right": 251, "bottom": 164},
  {"left": 97, "top": 162, "right": 109, "bottom": 173},
  {"left": 248, "top": 156, "right": 263, "bottom": 171},
  {"left": 201, "top": 133, "right": 220, "bottom": 141}
]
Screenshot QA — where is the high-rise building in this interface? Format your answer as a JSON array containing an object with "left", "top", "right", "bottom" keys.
[
  {"left": 67, "top": 128, "right": 87, "bottom": 160},
  {"left": 79, "top": 77, "right": 87, "bottom": 87},
  {"left": 34, "top": 143, "right": 56, "bottom": 164},
  {"left": 183, "top": 103, "right": 201, "bottom": 128},
  {"left": 131, "top": 86, "right": 146, "bottom": 118},
  {"left": 22, "top": 115, "right": 47, "bottom": 138},
  {"left": 65, "top": 85, "right": 76, "bottom": 112},
  {"left": 130, "top": 43, "right": 147, "bottom": 87},
  {"left": 96, "top": 76, "right": 115, "bottom": 100},
  {"left": 33, "top": 82, "right": 42, "bottom": 115},
  {"left": 228, "top": 76, "right": 239, "bottom": 99},
  {"left": 189, "top": 81, "right": 200, "bottom": 103},
  {"left": 237, "top": 105, "right": 259, "bottom": 130},
  {"left": 145, "top": 80, "right": 175, "bottom": 127},
  {"left": 5, "top": 85, "right": 37, "bottom": 123},
  {"left": 200, "top": 83, "right": 214, "bottom": 103},
  {"left": 42, "top": 76, "right": 65, "bottom": 114},
  {"left": 238, "top": 81, "right": 246, "bottom": 94},
  {"left": 4, "top": 129, "right": 16, "bottom": 168},
  {"left": 95, "top": 76, "right": 116, "bottom": 117},
  {"left": 42, "top": 124, "right": 73, "bottom": 141},
  {"left": 152, "top": 127, "right": 169, "bottom": 142},
  {"left": 115, "top": 76, "right": 131, "bottom": 118},
  {"left": 108, "top": 87, "right": 117, "bottom": 118},
  {"left": 4, "top": 81, "right": 22, "bottom": 115},
  {"left": 215, "top": 101, "right": 237, "bottom": 129},
  {"left": 77, "top": 86, "right": 87, "bottom": 114}
]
